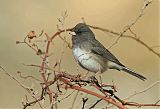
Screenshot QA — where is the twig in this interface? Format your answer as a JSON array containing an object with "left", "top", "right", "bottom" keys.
[
  {"left": 40, "top": 27, "right": 72, "bottom": 107},
  {"left": 58, "top": 35, "right": 71, "bottom": 48},
  {"left": 124, "top": 80, "right": 160, "bottom": 100},
  {"left": 17, "top": 71, "right": 42, "bottom": 82},
  {"left": 82, "top": 97, "right": 88, "bottom": 109},
  {"left": 52, "top": 90, "right": 75, "bottom": 105},
  {"left": 23, "top": 88, "right": 45, "bottom": 109},
  {"left": 123, "top": 102, "right": 160, "bottom": 107},
  {"left": 87, "top": 25, "right": 160, "bottom": 58},
  {"left": 0, "top": 66, "right": 29, "bottom": 91},
  {"left": 89, "top": 98, "right": 103, "bottom": 109},
  {"left": 0, "top": 66, "right": 45, "bottom": 109},
  {"left": 23, "top": 64, "right": 53, "bottom": 70},
  {"left": 58, "top": 76, "right": 126, "bottom": 109},
  {"left": 87, "top": 1, "right": 160, "bottom": 58},
  {"left": 155, "top": 99, "right": 160, "bottom": 105},
  {"left": 70, "top": 91, "right": 79, "bottom": 109}
]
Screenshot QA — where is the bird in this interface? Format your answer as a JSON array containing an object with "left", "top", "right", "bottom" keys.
[{"left": 70, "top": 23, "right": 146, "bottom": 81}]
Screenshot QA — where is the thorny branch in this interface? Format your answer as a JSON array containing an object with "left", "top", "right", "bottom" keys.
[
  {"left": 0, "top": 66, "right": 45, "bottom": 109},
  {"left": 0, "top": 66, "right": 29, "bottom": 90},
  {"left": 124, "top": 80, "right": 160, "bottom": 100},
  {"left": 105, "top": 0, "right": 152, "bottom": 49},
  {"left": 87, "top": 0, "right": 160, "bottom": 58},
  {"left": 88, "top": 24, "right": 160, "bottom": 58}
]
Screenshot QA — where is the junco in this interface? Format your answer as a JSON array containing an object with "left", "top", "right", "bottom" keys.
[{"left": 70, "top": 23, "right": 146, "bottom": 81}]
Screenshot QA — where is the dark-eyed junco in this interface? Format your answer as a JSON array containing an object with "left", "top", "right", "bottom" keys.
[{"left": 70, "top": 23, "right": 146, "bottom": 81}]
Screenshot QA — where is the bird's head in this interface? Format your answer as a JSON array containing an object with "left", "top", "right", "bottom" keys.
[{"left": 70, "top": 23, "right": 94, "bottom": 36}]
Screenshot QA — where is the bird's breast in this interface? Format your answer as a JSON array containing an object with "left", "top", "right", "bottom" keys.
[{"left": 72, "top": 47, "right": 107, "bottom": 73}]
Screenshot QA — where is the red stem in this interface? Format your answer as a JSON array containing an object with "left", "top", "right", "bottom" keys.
[
  {"left": 59, "top": 77, "right": 126, "bottom": 109},
  {"left": 40, "top": 28, "right": 72, "bottom": 108}
]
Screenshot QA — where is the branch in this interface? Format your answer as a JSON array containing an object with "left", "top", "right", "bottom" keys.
[
  {"left": 82, "top": 97, "right": 88, "bottom": 109},
  {"left": 123, "top": 102, "right": 160, "bottom": 107},
  {"left": 0, "top": 66, "right": 45, "bottom": 109},
  {"left": 89, "top": 98, "right": 103, "bottom": 109},
  {"left": 70, "top": 91, "right": 79, "bottom": 109},
  {"left": 23, "top": 88, "right": 45, "bottom": 109},
  {"left": 17, "top": 71, "right": 42, "bottom": 82},
  {"left": 39, "top": 28, "right": 72, "bottom": 107},
  {"left": 86, "top": 0, "right": 160, "bottom": 58},
  {"left": 124, "top": 80, "right": 160, "bottom": 100},
  {"left": 0, "top": 66, "right": 30, "bottom": 91},
  {"left": 88, "top": 25, "right": 160, "bottom": 58},
  {"left": 58, "top": 76, "right": 127, "bottom": 109}
]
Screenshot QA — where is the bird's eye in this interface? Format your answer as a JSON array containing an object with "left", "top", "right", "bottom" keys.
[{"left": 76, "top": 31, "right": 82, "bottom": 34}]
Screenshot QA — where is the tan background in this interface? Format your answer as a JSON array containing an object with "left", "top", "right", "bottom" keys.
[{"left": 0, "top": 0, "right": 159, "bottom": 109}]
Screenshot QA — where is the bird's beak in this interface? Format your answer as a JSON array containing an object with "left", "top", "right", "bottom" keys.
[{"left": 69, "top": 31, "right": 76, "bottom": 36}]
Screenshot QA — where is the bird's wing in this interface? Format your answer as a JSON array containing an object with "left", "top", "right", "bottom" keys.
[{"left": 89, "top": 39, "right": 124, "bottom": 66}]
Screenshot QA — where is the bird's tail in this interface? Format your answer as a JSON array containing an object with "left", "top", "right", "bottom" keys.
[{"left": 121, "top": 67, "right": 146, "bottom": 81}]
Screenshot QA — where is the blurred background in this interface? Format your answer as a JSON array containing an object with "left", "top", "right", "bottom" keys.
[{"left": 0, "top": 0, "right": 159, "bottom": 109}]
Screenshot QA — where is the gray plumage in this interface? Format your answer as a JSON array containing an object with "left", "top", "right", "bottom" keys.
[{"left": 71, "top": 23, "right": 146, "bottom": 81}]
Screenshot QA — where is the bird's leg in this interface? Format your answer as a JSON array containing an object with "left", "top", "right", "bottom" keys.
[
  {"left": 84, "top": 71, "right": 90, "bottom": 77},
  {"left": 81, "top": 71, "right": 90, "bottom": 80},
  {"left": 98, "top": 74, "right": 103, "bottom": 85},
  {"left": 80, "top": 71, "right": 99, "bottom": 85},
  {"left": 86, "top": 72, "right": 100, "bottom": 83},
  {"left": 92, "top": 71, "right": 102, "bottom": 77}
]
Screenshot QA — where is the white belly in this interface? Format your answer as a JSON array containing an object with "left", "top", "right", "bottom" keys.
[{"left": 72, "top": 47, "right": 107, "bottom": 73}]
